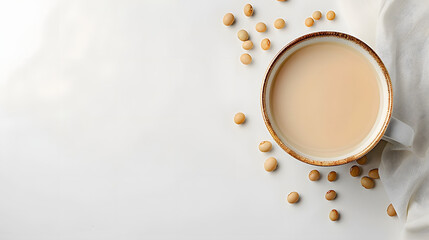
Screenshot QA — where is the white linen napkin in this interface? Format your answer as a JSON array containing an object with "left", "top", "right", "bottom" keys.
[
  {"left": 376, "top": 0, "right": 429, "bottom": 239},
  {"left": 341, "top": 0, "right": 429, "bottom": 239}
]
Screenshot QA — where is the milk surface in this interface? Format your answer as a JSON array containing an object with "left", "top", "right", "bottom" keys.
[{"left": 271, "top": 42, "right": 380, "bottom": 158}]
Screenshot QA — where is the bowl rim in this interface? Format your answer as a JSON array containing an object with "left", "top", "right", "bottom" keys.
[{"left": 260, "top": 31, "right": 393, "bottom": 166}]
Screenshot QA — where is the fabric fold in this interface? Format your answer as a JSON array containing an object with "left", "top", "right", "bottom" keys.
[{"left": 376, "top": 0, "right": 429, "bottom": 239}]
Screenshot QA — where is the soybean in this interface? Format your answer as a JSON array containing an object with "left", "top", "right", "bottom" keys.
[
  {"left": 327, "top": 171, "right": 337, "bottom": 182},
  {"left": 264, "top": 157, "right": 277, "bottom": 172},
  {"left": 312, "top": 11, "right": 322, "bottom": 20},
  {"left": 387, "top": 204, "right": 397, "bottom": 217},
  {"left": 329, "top": 209, "right": 339, "bottom": 221},
  {"left": 240, "top": 53, "right": 252, "bottom": 65},
  {"left": 325, "top": 190, "right": 337, "bottom": 201},
  {"left": 287, "top": 192, "right": 299, "bottom": 204},
  {"left": 223, "top": 13, "right": 235, "bottom": 26},
  {"left": 350, "top": 165, "right": 361, "bottom": 177},
  {"left": 234, "top": 112, "right": 246, "bottom": 124},
  {"left": 305, "top": 17, "right": 314, "bottom": 27},
  {"left": 369, "top": 168, "right": 380, "bottom": 179},
  {"left": 261, "top": 38, "right": 271, "bottom": 50},
  {"left": 327, "top": 10, "right": 336, "bottom": 20},
  {"left": 357, "top": 155, "right": 367, "bottom": 165},
  {"left": 244, "top": 4, "right": 253, "bottom": 17},
  {"left": 259, "top": 141, "right": 272, "bottom": 152},
  {"left": 242, "top": 40, "right": 254, "bottom": 50},
  {"left": 274, "top": 18, "right": 285, "bottom": 29},
  {"left": 309, "top": 170, "right": 320, "bottom": 181},
  {"left": 237, "top": 30, "right": 249, "bottom": 41},
  {"left": 255, "top": 22, "right": 267, "bottom": 32},
  {"left": 361, "top": 176, "right": 375, "bottom": 189}
]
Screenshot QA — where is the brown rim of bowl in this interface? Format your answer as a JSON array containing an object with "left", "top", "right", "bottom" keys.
[{"left": 261, "top": 31, "right": 393, "bottom": 166}]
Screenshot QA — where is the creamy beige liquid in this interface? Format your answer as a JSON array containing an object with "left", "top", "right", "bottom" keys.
[{"left": 271, "top": 42, "right": 380, "bottom": 158}]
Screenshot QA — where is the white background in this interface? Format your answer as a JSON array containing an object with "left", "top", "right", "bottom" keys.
[{"left": 0, "top": 0, "right": 401, "bottom": 239}]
